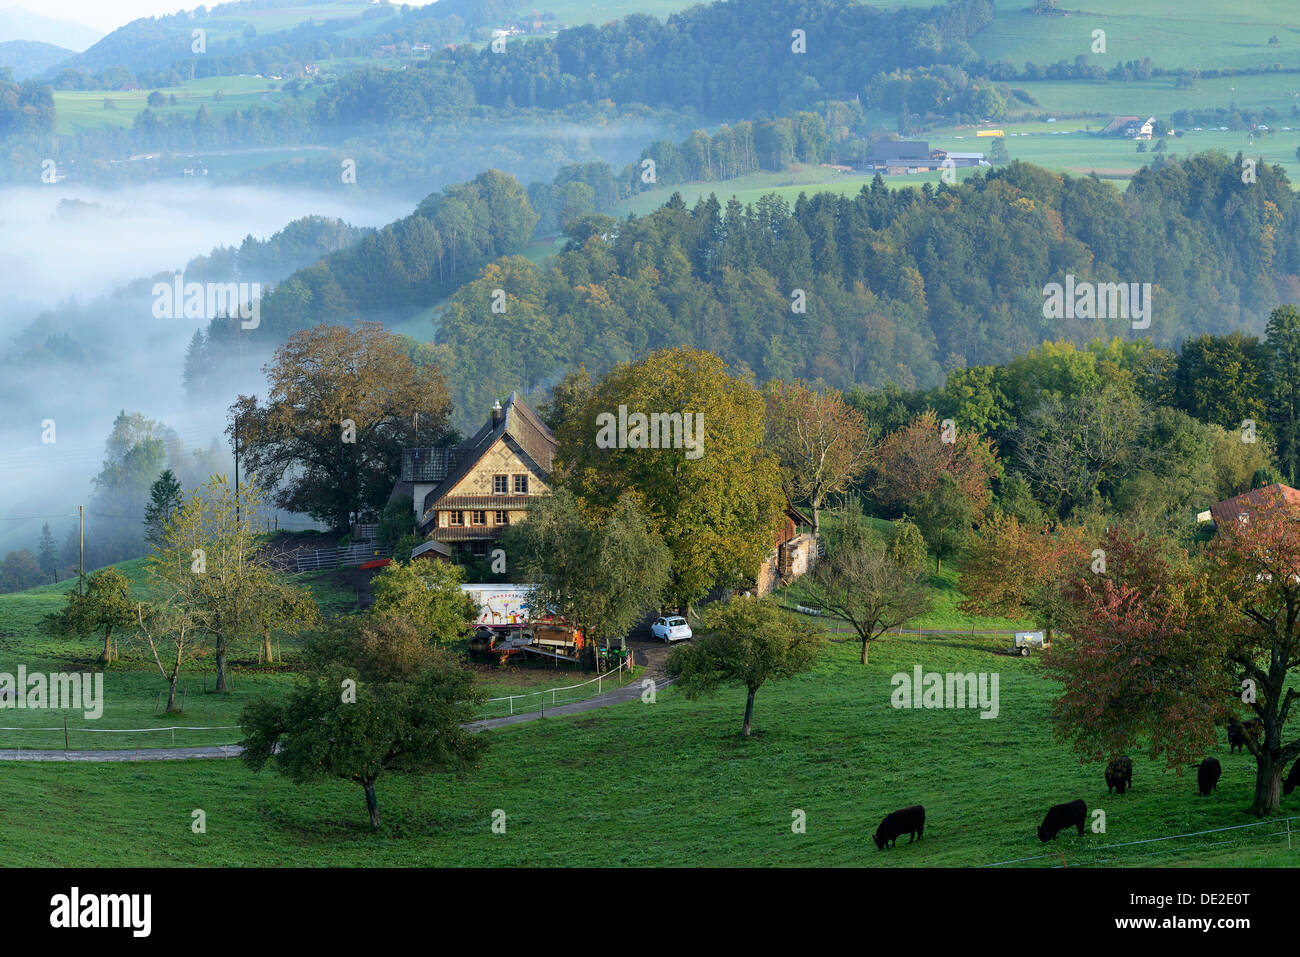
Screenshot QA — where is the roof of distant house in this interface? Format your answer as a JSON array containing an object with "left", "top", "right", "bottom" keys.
[{"left": 1208, "top": 482, "right": 1300, "bottom": 528}]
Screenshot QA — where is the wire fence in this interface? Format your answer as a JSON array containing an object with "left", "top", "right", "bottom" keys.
[
  {"left": 294, "top": 542, "right": 393, "bottom": 571},
  {"left": 0, "top": 724, "right": 241, "bottom": 750},
  {"left": 981, "top": 815, "right": 1300, "bottom": 867},
  {"left": 0, "top": 661, "right": 643, "bottom": 749},
  {"left": 471, "top": 660, "right": 639, "bottom": 720}
]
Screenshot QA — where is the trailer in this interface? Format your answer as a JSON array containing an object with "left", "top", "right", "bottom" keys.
[
  {"left": 460, "top": 584, "right": 535, "bottom": 630},
  {"left": 1012, "top": 630, "right": 1047, "bottom": 656}
]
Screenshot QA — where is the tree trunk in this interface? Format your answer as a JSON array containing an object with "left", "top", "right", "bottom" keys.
[
  {"left": 166, "top": 677, "right": 179, "bottom": 714},
  {"left": 215, "top": 637, "right": 228, "bottom": 693},
  {"left": 811, "top": 500, "right": 820, "bottom": 535},
  {"left": 1251, "top": 757, "right": 1285, "bottom": 816},
  {"left": 262, "top": 631, "right": 273, "bottom": 665},
  {"left": 100, "top": 627, "right": 115, "bottom": 666},
  {"left": 935, "top": 555, "right": 941, "bottom": 575},
  {"left": 860, "top": 639, "right": 870, "bottom": 664},
  {"left": 742, "top": 688, "right": 756, "bottom": 737},
  {"left": 363, "top": 778, "right": 381, "bottom": 829}
]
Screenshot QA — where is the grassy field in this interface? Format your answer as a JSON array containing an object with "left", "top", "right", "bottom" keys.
[
  {"left": 966, "top": 0, "right": 1300, "bottom": 72},
  {"left": 0, "top": 633, "right": 1294, "bottom": 866},
  {"left": 0, "top": 554, "right": 640, "bottom": 747},
  {"left": 53, "top": 76, "right": 323, "bottom": 136}
]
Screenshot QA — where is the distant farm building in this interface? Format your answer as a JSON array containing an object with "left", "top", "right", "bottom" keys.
[
  {"left": 871, "top": 140, "right": 937, "bottom": 174},
  {"left": 1203, "top": 483, "right": 1300, "bottom": 530},
  {"left": 870, "top": 141, "right": 985, "bottom": 175},
  {"left": 1101, "top": 115, "right": 1155, "bottom": 138}
]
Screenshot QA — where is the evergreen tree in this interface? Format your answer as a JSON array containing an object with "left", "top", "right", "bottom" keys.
[
  {"left": 143, "top": 469, "right": 183, "bottom": 549},
  {"left": 37, "top": 523, "right": 58, "bottom": 583}
]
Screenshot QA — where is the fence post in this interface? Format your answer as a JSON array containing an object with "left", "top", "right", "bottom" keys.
[{"left": 64, "top": 717, "right": 68, "bottom": 751}]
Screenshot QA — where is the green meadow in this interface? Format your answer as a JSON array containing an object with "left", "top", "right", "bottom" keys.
[
  {"left": 0, "top": 633, "right": 1293, "bottom": 867},
  {"left": 1, "top": 546, "right": 1296, "bottom": 866}
]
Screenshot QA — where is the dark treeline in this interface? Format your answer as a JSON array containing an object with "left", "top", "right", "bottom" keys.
[
  {"left": 184, "top": 168, "right": 536, "bottom": 394},
  {"left": 430, "top": 152, "right": 1299, "bottom": 427},
  {"left": 324, "top": 0, "right": 993, "bottom": 122}
]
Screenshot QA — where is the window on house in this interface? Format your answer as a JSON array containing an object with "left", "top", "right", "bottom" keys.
[
  {"left": 472, "top": 510, "right": 486, "bottom": 526},
  {"left": 450, "top": 511, "right": 464, "bottom": 526},
  {"left": 495, "top": 510, "right": 509, "bottom": 526},
  {"left": 493, "top": 474, "right": 508, "bottom": 494},
  {"left": 513, "top": 474, "right": 529, "bottom": 494}
]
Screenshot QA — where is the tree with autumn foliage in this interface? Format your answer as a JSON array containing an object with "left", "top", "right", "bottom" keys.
[
  {"left": 959, "top": 512, "right": 1090, "bottom": 642},
  {"left": 553, "top": 347, "right": 786, "bottom": 610},
  {"left": 1048, "top": 511, "right": 1300, "bottom": 816},
  {"left": 1201, "top": 500, "right": 1300, "bottom": 814},
  {"left": 870, "top": 409, "right": 998, "bottom": 515},
  {"left": 762, "top": 380, "right": 874, "bottom": 533},
  {"left": 230, "top": 322, "right": 456, "bottom": 532},
  {"left": 1045, "top": 527, "right": 1226, "bottom": 786}
]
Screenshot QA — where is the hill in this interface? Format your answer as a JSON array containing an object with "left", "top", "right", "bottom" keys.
[
  {"left": 0, "top": 38, "right": 72, "bottom": 79},
  {"left": 0, "top": 5, "right": 100, "bottom": 51}
]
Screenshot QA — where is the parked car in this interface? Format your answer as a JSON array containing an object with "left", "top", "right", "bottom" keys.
[{"left": 651, "top": 616, "right": 692, "bottom": 642}]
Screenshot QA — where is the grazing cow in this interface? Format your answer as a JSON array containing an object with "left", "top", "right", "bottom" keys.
[
  {"left": 1197, "top": 758, "right": 1222, "bottom": 797},
  {"left": 873, "top": 805, "right": 925, "bottom": 850},
  {"left": 1105, "top": 756, "right": 1133, "bottom": 795},
  {"left": 1228, "top": 718, "right": 1262, "bottom": 754},
  {"left": 1285, "top": 760, "right": 1300, "bottom": 798},
  {"left": 1037, "top": 800, "right": 1086, "bottom": 842}
]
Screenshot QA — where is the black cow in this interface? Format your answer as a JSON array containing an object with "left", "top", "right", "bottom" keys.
[
  {"left": 1285, "top": 760, "right": 1300, "bottom": 798},
  {"left": 873, "top": 805, "right": 925, "bottom": 850},
  {"left": 1197, "top": 758, "right": 1222, "bottom": 796},
  {"left": 1228, "top": 719, "right": 1262, "bottom": 754},
  {"left": 1037, "top": 799, "right": 1087, "bottom": 842},
  {"left": 1105, "top": 756, "right": 1133, "bottom": 795}
]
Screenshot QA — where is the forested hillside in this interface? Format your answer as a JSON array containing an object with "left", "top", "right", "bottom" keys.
[{"left": 437, "top": 152, "right": 1300, "bottom": 421}]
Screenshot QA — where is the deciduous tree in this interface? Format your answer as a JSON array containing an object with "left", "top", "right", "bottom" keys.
[
  {"left": 763, "top": 379, "right": 874, "bottom": 533},
  {"left": 803, "top": 507, "right": 931, "bottom": 663},
  {"left": 666, "top": 595, "right": 823, "bottom": 736}
]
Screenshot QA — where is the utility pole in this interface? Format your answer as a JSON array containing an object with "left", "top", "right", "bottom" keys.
[
  {"left": 233, "top": 412, "right": 240, "bottom": 526},
  {"left": 78, "top": 505, "right": 84, "bottom": 595}
]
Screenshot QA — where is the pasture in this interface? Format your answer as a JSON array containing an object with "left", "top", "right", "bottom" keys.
[
  {"left": 0, "top": 553, "right": 1295, "bottom": 867},
  {"left": 0, "top": 632, "right": 1293, "bottom": 866}
]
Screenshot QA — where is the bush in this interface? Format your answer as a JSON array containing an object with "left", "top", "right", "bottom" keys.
[{"left": 887, "top": 518, "right": 928, "bottom": 573}]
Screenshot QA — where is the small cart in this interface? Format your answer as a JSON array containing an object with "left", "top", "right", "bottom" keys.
[{"left": 1013, "top": 630, "right": 1047, "bottom": 657}]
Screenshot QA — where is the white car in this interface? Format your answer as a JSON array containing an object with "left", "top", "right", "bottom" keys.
[{"left": 651, "top": 616, "right": 692, "bottom": 642}]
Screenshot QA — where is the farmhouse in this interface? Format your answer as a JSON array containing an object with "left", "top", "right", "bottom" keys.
[
  {"left": 1201, "top": 482, "right": 1300, "bottom": 528},
  {"left": 1101, "top": 115, "right": 1156, "bottom": 138},
  {"left": 871, "top": 140, "right": 938, "bottom": 174},
  {"left": 394, "top": 393, "right": 556, "bottom": 557}
]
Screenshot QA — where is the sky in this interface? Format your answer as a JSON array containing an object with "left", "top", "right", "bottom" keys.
[{"left": 9, "top": 0, "right": 437, "bottom": 35}]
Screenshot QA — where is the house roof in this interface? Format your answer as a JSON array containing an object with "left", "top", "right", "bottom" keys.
[
  {"left": 1208, "top": 483, "right": 1300, "bottom": 528},
  {"left": 873, "top": 140, "right": 930, "bottom": 163},
  {"left": 416, "top": 392, "right": 556, "bottom": 532}
]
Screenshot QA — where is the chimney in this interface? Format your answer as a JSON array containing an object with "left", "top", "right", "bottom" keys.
[{"left": 491, "top": 399, "right": 503, "bottom": 427}]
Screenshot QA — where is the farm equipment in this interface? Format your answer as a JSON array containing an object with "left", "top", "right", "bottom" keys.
[
  {"left": 466, "top": 615, "right": 586, "bottom": 666},
  {"left": 1012, "top": 631, "right": 1047, "bottom": 657}
]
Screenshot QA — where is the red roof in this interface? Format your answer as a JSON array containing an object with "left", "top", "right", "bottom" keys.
[{"left": 1208, "top": 483, "right": 1300, "bottom": 528}]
